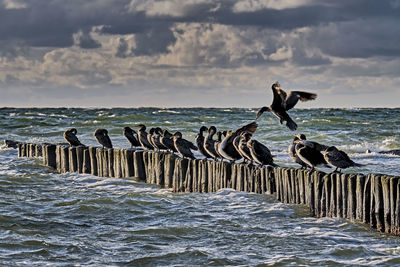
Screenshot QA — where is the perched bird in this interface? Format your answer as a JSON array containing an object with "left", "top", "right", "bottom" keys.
[
  {"left": 203, "top": 126, "right": 220, "bottom": 160},
  {"left": 137, "top": 124, "right": 154, "bottom": 150},
  {"left": 256, "top": 82, "right": 317, "bottom": 131},
  {"left": 173, "top": 131, "right": 198, "bottom": 159},
  {"left": 147, "top": 128, "right": 158, "bottom": 149},
  {"left": 237, "top": 132, "right": 253, "bottom": 163},
  {"left": 123, "top": 127, "right": 140, "bottom": 148},
  {"left": 151, "top": 127, "right": 168, "bottom": 150},
  {"left": 94, "top": 129, "right": 113, "bottom": 149},
  {"left": 218, "top": 121, "right": 258, "bottom": 163},
  {"left": 247, "top": 139, "right": 276, "bottom": 166},
  {"left": 295, "top": 142, "right": 329, "bottom": 170},
  {"left": 214, "top": 131, "right": 225, "bottom": 161},
  {"left": 288, "top": 134, "right": 308, "bottom": 168},
  {"left": 161, "top": 129, "right": 177, "bottom": 153},
  {"left": 64, "top": 128, "right": 85, "bottom": 146},
  {"left": 324, "top": 146, "right": 363, "bottom": 172},
  {"left": 196, "top": 126, "right": 213, "bottom": 159}
]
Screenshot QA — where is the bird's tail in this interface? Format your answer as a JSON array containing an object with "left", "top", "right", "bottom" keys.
[
  {"left": 353, "top": 162, "right": 364, "bottom": 167},
  {"left": 286, "top": 117, "right": 298, "bottom": 131}
]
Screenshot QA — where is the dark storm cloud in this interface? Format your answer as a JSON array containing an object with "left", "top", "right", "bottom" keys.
[{"left": 0, "top": 0, "right": 399, "bottom": 60}]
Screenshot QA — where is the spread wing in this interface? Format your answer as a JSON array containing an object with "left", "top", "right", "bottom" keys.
[
  {"left": 234, "top": 121, "right": 258, "bottom": 136},
  {"left": 284, "top": 91, "right": 317, "bottom": 111}
]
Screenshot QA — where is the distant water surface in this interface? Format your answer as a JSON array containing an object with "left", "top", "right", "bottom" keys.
[{"left": 1, "top": 107, "right": 400, "bottom": 266}]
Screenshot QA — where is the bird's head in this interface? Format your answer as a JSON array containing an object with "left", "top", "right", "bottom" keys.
[
  {"left": 272, "top": 81, "right": 280, "bottom": 89},
  {"left": 256, "top": 106, "right": 271, "bottom": 119},
  {"left": 70, "top": 128, "right": 78, "bottom": 134},
  {"left": 199, "top": 126, "right": 208, "bottom": 133},
  {"left": 137, "top": 124, "right": 146, "bottom": 131},
  {"left": 173, "top": 131, "right": 182, "bottom": 139},
  {"left": 325, "top": 146, "right": 337, "bottom": 152},
  {"left": 208, "top": 126, "right": 216, "bottom": 134}
]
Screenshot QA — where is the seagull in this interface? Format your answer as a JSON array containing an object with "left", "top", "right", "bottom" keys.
[
  {"left": 94, "top": 129, "right": 112, "bottom": 149},
  {"left": 64, "top": 128, "right": 85, "bottom": 146},
  {"left": 256, "top": 82, "right": 317, "bottom": 130},
  {"left": 324, "top": 146, "right": 363, "bottom": 173}
]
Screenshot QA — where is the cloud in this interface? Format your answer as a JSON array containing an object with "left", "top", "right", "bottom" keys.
[{"left": 1, "top": 0, "right": 400, "bottom": 107}]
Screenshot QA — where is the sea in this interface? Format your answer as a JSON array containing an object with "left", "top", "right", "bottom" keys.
[{"left": 1, "top": 107, "right": 400, "bottom": 266}]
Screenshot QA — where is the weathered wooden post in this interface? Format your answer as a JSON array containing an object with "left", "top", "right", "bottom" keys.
[
  {"left": 89, "top": 147, "right": 98, "bottom": 176},
  {"left": 68, "top": 147, "right": 78, "bottom": 173}
]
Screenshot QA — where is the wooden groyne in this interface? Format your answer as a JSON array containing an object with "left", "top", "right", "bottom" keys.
[{"left": 16, "top": 142, "right": 400, "bottom": 236}]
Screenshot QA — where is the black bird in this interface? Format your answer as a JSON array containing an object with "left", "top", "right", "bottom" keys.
[
  {"left": 196, "top": 126, "right": 213, "bottom": 159},
  {"left": 256, "top": 82, "right": 317, "bottom": 130},
  {"left": 94, "top": 129, "right": 112, "bottom": 149},
  {"left": 214, "top": 131, "right": 225, "bottom": 161},
  {"left": 237, "top": 132, "right": 253, "bottom": 163},
  {"left": 137, "top": 124, "right": 154, "bottom": 150},
  {"left": 64, "top": 128, "right": 85, "bottom": 146},
  {"left": 161, "top": 129, "right": 177, "bottom": 152},
  {"left": 123, "top": 127, "right": 140, "bottom": 148},
  {"left": 324, "top": 146, "right": 363, "bottom": 173},
  {"left": 295, "top": 142, "right": 329, "bottom": 170},
  {"left": 151, "top": 127, "right": 168, "bottom": 150},
  {"left": 218, "top": 121, "right": 258, "bottom": 163},
  {"left": 203, "top": 126, "right": 220, "bottom": 160},
  {"left": 247, "top": 139, "right": 276, "bottom": 166},
  {"left": 173, "top": 131, "right": 198, "bottom": 159},
  {"left": 288, "top": 134, "right": 308, "bottom": 168}
]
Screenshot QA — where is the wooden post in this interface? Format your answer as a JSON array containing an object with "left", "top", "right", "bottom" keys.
[
  {"left": 163, "top": 153, "right": 175, "bottom": 188},
  {"left": 370, "top": 174, "right": 384, "bottom": 232},
  {"left": 355, "top": 174, "right": 365, "bottom": 221},
  {"left": 82, "top": 147, "right": 91, "bottom": 174},
  {"left": 347, "top": 174, "right": 357, "bottom": 220},
  {"left": 390, "top": 177, "right": 399, "bottom": 234},
  {"left": 134, "top": 151, "right": 146, "bottom": 180},
  {"left": 68, "top": 147, "right": 78, "bottom": 173},
  {"left": 89, "top": 147, "right": 98, "bottom": 176},
  {"left": 381, "top": 176, "right": 391, "bottom": 233}
]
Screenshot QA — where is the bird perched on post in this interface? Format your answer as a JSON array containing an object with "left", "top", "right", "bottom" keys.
[
  {"left": 294, "top": 140, "right": 329, "bottom": 170},
  {"left": 94, "top": 129, "right": 113, "bottom": 149},
  {"left": 196, "top": 126, "right": 213, "bottom": 159},
  {"left": 247, "top": 139, "right": 276, "bottom": 166},
  {"left": 218, "top": 121, "right": 258, "bottom": 163},
  {"left": 123, "top": 126, "right": 140, "bottom": 148},
  {"left": 173, "top": 131, "right": 198, "bottom": 159},
  {"left": 64, "top": 128, "right": 85, "bottom": 146},
  {"left": 324, "top": 146, "right": 363, "bottom": 173},
  {"left": 137, "top": 124, "right": 154, "bottom": 150},
  {"left": 256, "top": 82, "right": 317, "bottom": 130}
]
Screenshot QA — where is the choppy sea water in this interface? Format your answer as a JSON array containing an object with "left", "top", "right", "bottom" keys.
[{"left": 1, "top": 107, "right": 400, "bottom": 266}]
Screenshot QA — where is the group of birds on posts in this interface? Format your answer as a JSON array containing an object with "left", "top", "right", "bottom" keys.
[{"left": 63, "top": 81, "right": 363, "bottom": 173}]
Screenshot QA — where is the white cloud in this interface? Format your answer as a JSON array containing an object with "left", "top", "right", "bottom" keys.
[
  {"left": 128, "top": 0, "right": 214, "bottom": 17},
  {"left": 232, "top": 0, "right": 312, "bottom": 12}
]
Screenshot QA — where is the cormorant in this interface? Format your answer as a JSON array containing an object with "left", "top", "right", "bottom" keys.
[
  {"left": 196, "top": 126, "right": 213, "bottom": 159},
  {"left": 218, "top": 121, "right": 258, "bottom": 163},
  {"left": 237, "top": 132, "right": 253, "bottom": 163},
  {"left": 295, "top": 142, "right": 329, "bottom": 170},
  {"left": 256, "top": 82, "right": 317, "bottom": 130},
  {"left": 123, "top": 126, "right": 140, "bottom": 148},
  {"left": 247, "top": 139, "right": 276, "bottom": 166},
  {"left": 288, "top": 134, "right": 308, "bottom": 168},
  {"left": 137, "top": 124, "right": 154, "bottom": 150},
  {"left": 64, "top": 128, "right": 85, "bottom": 146},
  {"left": 324, "top": 146, "right": 363, "bottom": 172},
  {"left": 94, "top": 129, "right": 112, "bottom": 149},
  {"left": 173, "top": 131, "right": 198, "bottom": 159},
  {"left": 161, "top": 129, "right": 177, "bottom": 153},
  {"left": 203, "top": 126, "right": 220, "bottom": 160}
]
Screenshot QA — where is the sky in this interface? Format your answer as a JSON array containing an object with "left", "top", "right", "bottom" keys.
[{"left": 0, "top": 0, "right": 400, "bottom": 108}]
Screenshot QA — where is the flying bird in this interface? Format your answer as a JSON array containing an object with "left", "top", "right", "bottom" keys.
[
  {"left": 256, "top": 82, "right": 317, "bottom": 131},
  {"left": 323, "top": 146, "right": 363, "bottom": 172},
  {"left": 64, "top": 128, "right": 85, "bottom": 146},
  {"left": 94, "top": 129, "right": 113, "bottom": 149}
]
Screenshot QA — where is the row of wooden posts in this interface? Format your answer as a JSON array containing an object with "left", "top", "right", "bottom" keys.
[{"left": 17, "top": 142, "right": 400, "bottom": 236}]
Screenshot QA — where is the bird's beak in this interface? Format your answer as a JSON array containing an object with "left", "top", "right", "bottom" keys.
[{"left": 255, "top": 111, "right": 262, "bottom": 120}]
